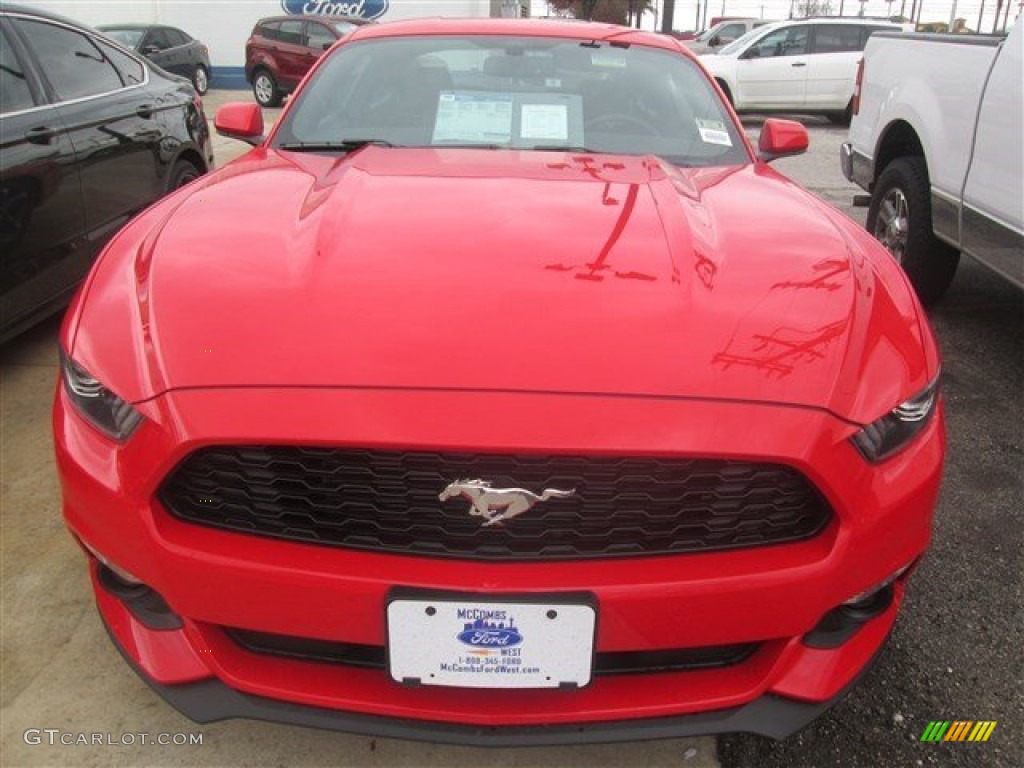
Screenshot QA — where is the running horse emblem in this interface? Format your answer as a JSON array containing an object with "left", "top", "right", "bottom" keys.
[{"left": 438, "top": 479, "right": 576, "bottom": 527}]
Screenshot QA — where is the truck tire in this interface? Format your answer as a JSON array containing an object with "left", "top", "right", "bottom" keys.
[{"left": 867, "top": 156, "right": 960, "bottom": 306}]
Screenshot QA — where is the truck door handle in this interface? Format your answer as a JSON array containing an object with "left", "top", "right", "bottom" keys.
[
  {"left": 136, "top": 104, "right": 154, "bottom": 118},
  {"left": 791, "top": 61, "right": 807, "bottom": 68},
  {"left": 24, "top": 126, "right": 56, "bottom": 144}
]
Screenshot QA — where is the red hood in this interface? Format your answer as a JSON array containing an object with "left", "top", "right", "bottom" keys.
[{"left": 72, "top": 147, "right": 933, "bottom": 424}]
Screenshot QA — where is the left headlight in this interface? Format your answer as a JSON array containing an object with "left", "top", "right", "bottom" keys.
[
  {"left": 60, "top": 350, "right": 143, "bottom": 441},
  {"left": 850, "top": 375, "right": 940, "bottom": 463}
]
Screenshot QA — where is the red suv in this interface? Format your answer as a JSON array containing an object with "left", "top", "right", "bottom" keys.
[{"left": 245, "top": 15, "right": 370, "bottom": 107}]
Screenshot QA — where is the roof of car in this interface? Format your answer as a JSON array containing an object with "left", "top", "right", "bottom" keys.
[
  {"left": 347, "top": 18, "right": 685, "bottom": 52},
  {"left": 97, "top": 24, "right": 162, "bottom": 30},
  {"left": 257, "top": 15, "right": 373, "bottom": 25}
]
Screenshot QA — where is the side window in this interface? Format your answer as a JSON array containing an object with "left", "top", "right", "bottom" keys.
[
  {"left": 259, "top": 22, "right": 281, "bottom": 42},
  {"left": 167, "top": 29, "right": 190, "bottom": 46},
  {"left": 96, "top": 40, "right": 145, "bottom": 86},
  {"left": 145, "top": 28, "right": 172, "bottom": 51},
  {"left": 748, "top": 26, "right": 808, "bottom": 58},
  {"left": 278, "top": 20, "right": 304, "bottom": 46},
  {"left": 812, "top": 25, "right": 864, "bottom": 54},
  {"left": 0, "top": 28, "right": 36, "bottom": 113},
  {"left": 718, "top": 24, "right": 746, "bottom": 42},
  {"left": 14, "top": 19, "right": 124, "bottom": 100},
  {"left": 305, "top": 22, "right": 335, "bottom": 51}
]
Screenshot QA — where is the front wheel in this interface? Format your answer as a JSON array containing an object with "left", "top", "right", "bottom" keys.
[
  {"left": 252, "top": 70, "right": 282, "bottom": 108},
  {"left": 167, "top": 158, "right": 202, "bottom": 192},
  {"left": 866, "top": 156, "right": 959, "bottom": 306},
  {"left": 192, "top": 64, "right": 209, "bottom": 95}
]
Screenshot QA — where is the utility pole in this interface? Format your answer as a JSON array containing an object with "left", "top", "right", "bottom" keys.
[
  {"left": 695, "top": 1, "right": 702, "bottom": 29},
  {"left": 948, "top": 0, "right": 958, "bottom": 30},
  {"left": 840, "top": 0, "right": 846, "bottom": 16},
  {"left": 992, "top": 0, "right": 1003, "bottom": 31},
  {"left": 660, "top": 0, "right": 675, "bottom": 33},
  {"left": 977, "top": 0, "right": 985, "bottom": 30},
  {"left": 900, "top": 0, "right": 906, "bottom": 17}
]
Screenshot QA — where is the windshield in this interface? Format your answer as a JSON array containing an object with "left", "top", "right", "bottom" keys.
[
  {"left": 719, "top": 26, "right": 770, "bottom": 56},
  {"left": 101, "top": 28, "right": 145, "bottom": 48},
  {"left": 273, "top": 35, "right": 748, "bottom": 167}
]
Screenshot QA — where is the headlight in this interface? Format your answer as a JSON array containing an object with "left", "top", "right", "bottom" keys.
[
  {"left": 851, "top": 375, "right": 940, "bottom": 462},
  {"left": 60, "top": 351, "right": 143, "bottom": 441}
]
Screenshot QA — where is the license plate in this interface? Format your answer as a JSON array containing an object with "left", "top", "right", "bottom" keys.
[{"left": 387, "top": 596, "right": 596, "bottom": 689}]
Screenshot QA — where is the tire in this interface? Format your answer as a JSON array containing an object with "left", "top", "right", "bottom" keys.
[
  {"left": 192, "top": 64, "right": 209, "bottom": 95},
  {"left": 167, "top": 158, "right": 202, "bottom": 192},
  {"left": 866, "top": 156, "right": 960, "bottom": 306},
  {"left": 252, "top": 70, "right": 282, "bottom": 108}
]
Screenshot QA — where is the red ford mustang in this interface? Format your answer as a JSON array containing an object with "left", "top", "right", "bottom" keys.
[{"left": 54, "top": 19, "right": 944, "bottom": 744}]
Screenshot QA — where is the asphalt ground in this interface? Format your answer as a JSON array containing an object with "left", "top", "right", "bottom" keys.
[{"left": 1, "top": 93, "right": 1020, "bottom": 767}]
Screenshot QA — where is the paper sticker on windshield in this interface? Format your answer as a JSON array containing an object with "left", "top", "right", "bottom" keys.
[
  {"left": 521, "top": 104, "right": 569, "bottom": 141},
  {"left": 696, "top": 118, "right": 732, "bottom": 147},
  {"left": 433, "top": 91, "right": 513, "bottom": 144},
  {"left": 591, "top": 52, "right": 627, "bottom": 69}
]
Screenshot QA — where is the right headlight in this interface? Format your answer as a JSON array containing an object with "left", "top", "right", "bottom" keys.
[
  {"left": 850, "top": 375, "right": 940, "bottom": 463},
  {"left": 60, "top": 350, "right": 143, "bottom": 441}
]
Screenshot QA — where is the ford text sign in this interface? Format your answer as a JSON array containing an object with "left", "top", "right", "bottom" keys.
[{"left": 281, "top": 0, "right": 389, "bottom": 21}]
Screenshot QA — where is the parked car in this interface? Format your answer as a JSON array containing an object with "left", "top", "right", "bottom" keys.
[
  {"left": 57, "top": 18, "right": 943, "bottom": 744},
  {"left": 245, "top": 15, "right": 372, "bottom": 107},
  {"left": 0, "top": 4, "right": 212, "bottom": 344},
  {"left": 685, "top": 18, "right": 772, "bottom": 54},
  {"left": 98, "top": 24, "right": 212, "bottom": 94},
  {"left": 700, "top": 18, "right": 907, "bottom": 122},
  {"left": 842, "top": 23, "right": 1022, "bottom": 304}
]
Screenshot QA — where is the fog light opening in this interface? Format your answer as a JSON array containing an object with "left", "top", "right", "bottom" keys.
[
  {"left": 95, "top": 564, "right": 184, "bottom": 631},
  {"left": 78, "top": 537, "right": 143, "bottom": 585},
  {"left": 843, "top": 562, "right": 913, "bottom": 607}
]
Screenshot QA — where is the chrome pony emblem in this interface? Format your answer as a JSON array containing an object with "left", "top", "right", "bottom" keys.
[{"left": 438, "top": 479, "right": 576, "bottom": 527}]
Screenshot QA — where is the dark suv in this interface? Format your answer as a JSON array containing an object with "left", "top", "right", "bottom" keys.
[{"left": 245, "top": 15, "right": 371, "bottom": 107}]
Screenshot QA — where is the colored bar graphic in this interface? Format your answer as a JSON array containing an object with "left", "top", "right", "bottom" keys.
[{"left": 921, "top": 720, "right": 996, "bottom": 742}]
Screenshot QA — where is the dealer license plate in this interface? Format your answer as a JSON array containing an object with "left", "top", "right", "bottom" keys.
[{"left": 387, "top": 597, "right": 596, "bottom": 689}]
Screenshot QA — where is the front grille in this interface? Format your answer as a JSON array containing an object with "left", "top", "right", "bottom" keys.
[
  {"left": 225, "top": 627, "right": 760, "bottom": 676},
  {"left": 158, "top": 446, "right": 831, "bottom": 560}
]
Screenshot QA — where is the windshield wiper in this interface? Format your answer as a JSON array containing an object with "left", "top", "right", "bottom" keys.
[
  {"left": 529, "top": 145, "right": 596, "bottom": 153},
  {"left": 277, "top": 139, "right": 396, "bottom": 152}
]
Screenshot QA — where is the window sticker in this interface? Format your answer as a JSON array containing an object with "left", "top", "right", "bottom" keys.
[
  {"left": 433, "top": 91, "right": 513, "bottom": 144},
  {"left": 521, "top": 104, "right": 569, "bottom": 141},
  {"left": 696, "top": 118, "right": 732, "bottom": 147},
  {"left": 591, "top": 52, "right": 627, "bottom": 69}
]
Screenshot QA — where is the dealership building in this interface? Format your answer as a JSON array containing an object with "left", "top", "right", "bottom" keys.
[{"left": 20, "top": 0, "right": 530, "bottom": 87}]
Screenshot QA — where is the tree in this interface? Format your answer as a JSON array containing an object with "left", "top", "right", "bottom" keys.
[
  {"left": 547, "top": 0, "right": 654, "bottom": 26},
  {"left": 794, "top": 0, "right": 834, "bottom": 15}
]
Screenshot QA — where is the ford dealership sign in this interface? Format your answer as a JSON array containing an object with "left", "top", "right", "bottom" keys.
[{"left": 281, "top": 0, "right": 389, "bottom": 21}]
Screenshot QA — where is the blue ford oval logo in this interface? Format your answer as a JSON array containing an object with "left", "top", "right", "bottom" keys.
[
  {"left": 280, "top": 0, "right": 389, "bottom": 21},
  {"left": 457, "top": 617, "right": 523, "bottom": 648}
]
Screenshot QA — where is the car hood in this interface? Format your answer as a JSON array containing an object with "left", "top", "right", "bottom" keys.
[{"left": 76, "top": 147, "right": 932, "bottom": 424}]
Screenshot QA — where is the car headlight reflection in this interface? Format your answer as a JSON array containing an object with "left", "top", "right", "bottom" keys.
[
  {"left": 60, "top": 351, "right": 143, "bottom": 441},
  {"left": 851, "top": 375, "right": 940, "bottom": 462}
]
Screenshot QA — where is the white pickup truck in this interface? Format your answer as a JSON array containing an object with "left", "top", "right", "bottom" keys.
[{"left": 841, "top": 23, "right": 1022, "bottom": 304}]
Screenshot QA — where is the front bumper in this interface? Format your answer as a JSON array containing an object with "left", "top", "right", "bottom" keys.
[{"left": 56, "top": 385, "right": 943, "bottom": 741}]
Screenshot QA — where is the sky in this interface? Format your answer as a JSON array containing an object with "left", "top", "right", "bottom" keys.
[{"left": 532, "top": 0, "right": 1022, "bottom": 33}]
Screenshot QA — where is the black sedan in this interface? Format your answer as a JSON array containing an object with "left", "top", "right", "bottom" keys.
[
  {"left": 99, "top": 23, "right": 211, "bottom": 94},
  {"left": 0, "top": 5, "right": 213, "bottom": 344}
]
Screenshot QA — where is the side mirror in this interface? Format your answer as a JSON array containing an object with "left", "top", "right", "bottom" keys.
[
  {"left": 709, "top": 35, "right": 721, "bottom": 46},
  {"left": 215, "top": 102, "right": 264, "bottom": 146},
  {"left": 757, "top": 118, "right": 808, "bottom": 162}
]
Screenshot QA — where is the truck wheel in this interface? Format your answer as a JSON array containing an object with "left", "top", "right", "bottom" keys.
[{"left": 867, "top": 156, "right": 960, "bottom": 306}]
